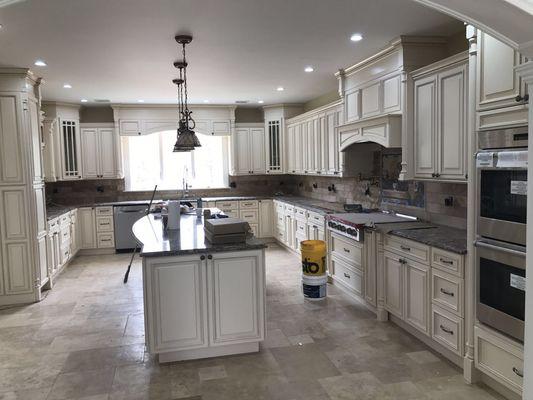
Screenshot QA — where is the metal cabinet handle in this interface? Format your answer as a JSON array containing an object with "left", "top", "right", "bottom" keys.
[
  {"left": 440, "top": 288, "right": 455, "bottom": 297},
  {"left": 343, "top": 272, "right": 350, "bottom": 279},
  {"left": 513, "top": 367, "right": 524, "bottom": 378},
  {"left": 400, "top": 245, "right": 411, "bottom": 251},
  {"left": 515, "top": 94, "right": 529, "bottom": 103},
  {"left": 440, "top": 325, "right": 454, "bottom": 335},
  {"left": 207, "top": 255, "right": 213, "bottom": 260},
  {"left": 440, "top": 258, "right": 453, "bottom": 265},
  {"left": 399, "top": 258, "right": 407, "bottom": 264},
  {"left": 200, "top": 255, "right": 205, "bottom": 260},
  {"left": 343, "top": 248, "right": 350, "bottom": 253}
]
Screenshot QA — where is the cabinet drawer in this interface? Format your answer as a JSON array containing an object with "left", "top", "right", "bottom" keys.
[
  {"left": 96, "top": 216, "right": 114, "bottom": 232},
  {"left": 432, "top": 305, "right": 463, "bottom": 356},
  {"left": 474, "top": 326, "right": 523, "bottom": 395},
  {"left": 223, "top": 210, "right": 239, "bottom": 218},
  {"left": 239, "top": 209, "right": 258, "bottom": 223},
  {"left": 276, "top": 229, "right": 285, "bottom": 243},
  {"left": 215, "top": 200, "right": 239, "bottom": 210},
  {"left": 59, "top": 213, "right": 70, "bottom": 227},
  {"left": 60, "top": 245, "right": 71, "bottom": 265},
  {"left": 284, "top": 204, "right": 294, "bottom": 213},
  {"left": 431, "top": 269, "right": 463, "bottom": 317},
  {"left": 295, "top": 219, "right": 307, "bottom": 236},
  {"left": 384, "top": 235, "right": 430, "bottom": 264},
  {"left": 294, "top": 207, "right": 307, "bottom": 221},
  {"left": 95, "top": 206, "right": 113, "bottom": 216},
  {"left": 331, "top": 257, "right": 363, "bottom": 297},
  {"left": 274, "top": 201, "right": 284, "bottom": 213},
  {"left": 307, "top": 212, "right": 324, "bottom": 226},
  {"left": 48, "top": 218, "right": 59, "bottom": 232},
  {"left": 431, "top": 248, "right": 463, "bottom": 277},
  {"left": 276, "top": 214, "right": 285, "bottom": 229},
  {"left": 330, "top": 232, "right": 362, "bottom": 267},
  {"left": 97, "top": 232, "right": 115, "bottom": 248},
  {"left": 239, "top": 200, "right": 258, "bottom": 209}
]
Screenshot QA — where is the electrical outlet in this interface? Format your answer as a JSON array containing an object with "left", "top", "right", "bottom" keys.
[{"left": 444, "top": 196, "right": 454, "bottom": 207}]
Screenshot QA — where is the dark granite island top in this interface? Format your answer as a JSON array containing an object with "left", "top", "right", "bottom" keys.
[{"left": 132, "top": 213, "right": 267, "bottom": 257}]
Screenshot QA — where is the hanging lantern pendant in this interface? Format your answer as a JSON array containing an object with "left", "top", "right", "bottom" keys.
[{"left": 172, "top": 34, "right": 201, "bottom": 152}]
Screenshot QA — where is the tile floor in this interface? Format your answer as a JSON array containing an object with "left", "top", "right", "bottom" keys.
[{"left": 0, "top": 244, "right": 504, "bottom": 400}]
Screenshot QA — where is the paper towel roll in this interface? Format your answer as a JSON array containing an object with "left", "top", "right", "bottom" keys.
[{"left": 167, "top": 200, "right": 181, "bottom": 230}]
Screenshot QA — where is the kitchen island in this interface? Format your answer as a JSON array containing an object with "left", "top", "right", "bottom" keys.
[{"left": 133, "top": 212, "right": 267, "bottom": 363}]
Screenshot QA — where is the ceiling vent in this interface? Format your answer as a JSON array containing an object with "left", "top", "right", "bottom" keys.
[
  {"left": 94, "top": 99, "right": 110, "bottom": 103},
  {"left": 235, "top": 100, "right": 249, "bottom": 104}
]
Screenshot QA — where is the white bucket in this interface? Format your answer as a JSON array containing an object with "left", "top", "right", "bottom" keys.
[{"left": 302, "top": 274, "right": 327, "bottom": 301}]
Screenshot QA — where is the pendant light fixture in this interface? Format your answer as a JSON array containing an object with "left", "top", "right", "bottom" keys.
[{"left": 173, "top": 34, "right": 201, "bottom": 152}]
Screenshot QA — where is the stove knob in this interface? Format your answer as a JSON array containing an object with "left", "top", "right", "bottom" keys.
[
  {"left": 328, "top": 221, "right": 334, "bottom": 228},
  {"left": 347, "top": 228, "right": 354, "bottom": 235},
  {"left": 340, "top": 226, "right": 347, "bottom": 232}
]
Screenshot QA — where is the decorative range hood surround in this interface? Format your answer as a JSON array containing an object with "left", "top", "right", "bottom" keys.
[{"left": 338, "top": 114, "right": 402, "bottom": 150}]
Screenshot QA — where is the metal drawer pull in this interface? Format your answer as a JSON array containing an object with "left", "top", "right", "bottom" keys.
[
  {"left": 440, "top": 258, "right": 453, "bottom": 265},
  {"left": 513, "top": 367, "right": 523, "bottom": 378},
  {"left": 400, "top": 245, "right": 411, "bottom": 251},
  {"left": 101, "top": 239, "right": 111, "bottom": 242},
  {"left": 440, "top": 288, "right": 455, "bottom": 297},
  {"left": 399, "top": 258, "right": 407, "bottom": 264},
  {"left": 343, "top": 272, "right": 351, "bottom": 279},
  {"left": 440, "top": 325, "right": 454, "bottom": 335},
  {"left": 100, "top": 222, "right": 110, "bottom": 225},
  {"left": 343, "top": 248, "right": 350, "bottom": 253}
]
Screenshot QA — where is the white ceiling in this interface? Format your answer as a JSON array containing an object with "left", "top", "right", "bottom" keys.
[{"left": 0, "top": 0, "right": 463, "bottom": 105}]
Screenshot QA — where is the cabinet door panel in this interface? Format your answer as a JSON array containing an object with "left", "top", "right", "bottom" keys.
[
  {"left": 234, "top": 129, "right": 250, "bottom": 174},
  {"left": 345, "top": 89, "right": 360, "bottom": 122},
  {"left": 81, "top": 129, "right": 99, "bottom": 179},
  {"left": 4, "top": 243, "right": 32, "bottom": 294},
  {"left": 306, "top": 120, "right": 315, "bottom": 172},
  {"left": 79, "top": 207, "right": 96, "bottom": 249},
  {"left": 383, "top": 75, "right": 401, "bottom": 113},
  {"left": 478, "top": 32, "right": 522, "bottom": 110},
  {"left": 383, "top": 252, "right": 403, "bottom": 318},
  {"left": 294, "top": 124, "right": 302, "bottom": 173},
  {"left": 2, "top": 189, "right": 27, "bottom": 240},
  {"left": 99, "top": 129, "right": 117, "bottom": 178},
  {"left": 404, "top": 261, "right": 430, "bottom": 335},
  {"left": 361, "top": 82, "right": 381, "bottom": 118},
  {"left": 0, "top": 95, "right": 24, "bottom": 183},
  {"left": 439, "top": 65, "right": 467, "bottom": 180},
  {"left": 250, "top": 128, "right": 265, "bottom": 173},
  {"left": 28, "top": 98, "right": 43, "bottom": 181},
  {"left": 286, "top": 126, "right": 295, "bottom": 173},
  {"left": 150, "top": 258, "right": 207, "bottom": 351},
  {"left": 326, "top": 112, "right": 339, "bottom": 174},
  {"left": 258, "top": 200, "right": 273, "bottom": 238},
  {"left": 209, "top": 253, "right": 264, "bottom": 344},
  {"left": 414, "top": 77, "right": 437, "bottom": 178}
]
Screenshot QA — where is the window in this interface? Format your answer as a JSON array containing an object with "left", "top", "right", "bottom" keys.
[{"left": 122, "top": 130, "right": 229, "bottom": 191}]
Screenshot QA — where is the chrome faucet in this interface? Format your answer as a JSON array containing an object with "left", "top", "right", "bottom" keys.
[{"left": 182, "top": 167, "right": 190, "bottom": 199}]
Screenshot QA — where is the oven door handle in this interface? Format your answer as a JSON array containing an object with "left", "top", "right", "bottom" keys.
[{"left": 474, "top": 240, "right": 526, "bottom": 258}]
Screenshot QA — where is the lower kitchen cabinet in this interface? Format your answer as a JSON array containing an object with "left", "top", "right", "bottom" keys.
[
  {"left": 79, "top": 207, "right": 97, "bottom": 249},
  {"left": 78, "top": 206, "right": 115, "bottom": 249},
  {"left": 383, "top": 251, "right": 404, "bottom": 319},
  {"left": 143, "top": 250, "right": 265, "bottom": 359},
  {"left": 258, "top": 199, "right": 273, "bottom": 238}
]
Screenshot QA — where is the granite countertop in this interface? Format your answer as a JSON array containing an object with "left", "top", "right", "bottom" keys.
[
  {"left": 201, "top": 196, "right": 271, "bottom": 202},
  {"left": 388, "top": 225, "right": 467, "bottom": 254},
  {"left": 132, "top": 213, "right": 267, "bottom": 257},
  {"left": 273, "top": 196, "right": 346, "bottom": 215}
]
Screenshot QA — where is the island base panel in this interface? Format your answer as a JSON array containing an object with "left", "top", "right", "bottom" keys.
[{"left": 158, "top": 342, "right": 259, "bottom": 363}]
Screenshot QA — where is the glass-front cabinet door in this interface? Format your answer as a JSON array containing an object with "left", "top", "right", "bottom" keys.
[
  {"left": 60, "top": 119, "right": 82, "bottom": 179},
  {"left": 266, "top": 120, "right": 282, "bottom": 173}
]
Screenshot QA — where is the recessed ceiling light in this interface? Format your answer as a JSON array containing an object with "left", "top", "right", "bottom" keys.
[
  {"left": 350, "top": 33, "right": 363, "bottom": 42},
  {"left": 304, "top": 66, "right": 314, "bottom": 73},
  {"left": 137, "top": 99, "right": 144, "bottom": 103},
  {"left": 258, "top": 100, "right": 264, "bottom": 104},
  {"left": 203, "top": 99, "right": 210, "bottom": 103},
  {"left": 276, "top": 86, "right": 284, "bottom": 92},
  {"left": 34, "top": 59, "right": 47, "bottom": 67},
  {"left": 0, "top": 24, "right": 3, "bottom": 30},
  {"left": 63, "top": 83, "right": 72, "bottom": 89},
  {"left": 81, "top": 99, "right": 88, "bottom": 103}
]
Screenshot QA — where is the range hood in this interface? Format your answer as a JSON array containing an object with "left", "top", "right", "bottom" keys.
[{"left": 337, "top": 114, "right": 402, "bottom": 150}]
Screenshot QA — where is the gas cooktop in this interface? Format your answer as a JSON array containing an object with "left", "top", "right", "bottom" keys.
[{"left": 327, "top": 212, "right": 416, "bottom": 241}]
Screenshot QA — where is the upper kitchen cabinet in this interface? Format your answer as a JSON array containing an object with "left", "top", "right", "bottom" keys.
[
  {"left": 476, "top": 31, "right": 528, "bottom": 130},
  {"left": 263, "top": 104, "right": 303, "bottom": 174},
  {"left": 286, "top": 101, "right": 343, "bottom": 176},
  {"left": 230, "top": 123, "right": 265, "bottom": 175},
  {"left": 80, "top": 124, "right": 119, "bottom": 179},
  {"left": 42, "top": 102, "right": 82, "bottom": 181},
  {"left": 412, "top": 52, "right": 468, "bottom": 181},
  {"left": 335, "top": 36, "right": 450, "bottom": 181}
]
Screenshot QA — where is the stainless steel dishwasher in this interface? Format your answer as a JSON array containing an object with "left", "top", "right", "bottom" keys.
[{"left": 114, "top": 204, "right": 149, "bottom": 251}]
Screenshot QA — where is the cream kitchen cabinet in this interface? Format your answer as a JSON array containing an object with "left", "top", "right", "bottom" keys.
[
  {"left": 258, "top": 199, "right": 273, "bottom": 238},
  {"left": 143, "top": 250, "right": 265, "bottom": 358},
  {"left": 383, "top": 251, "right": 404, "bottom": 319},
  {"left": 79, "top": 207, "right": 97, "bottom": 249},
  {"left": 412, "top": 53, "right": 468, "bottom": 181},
  {"left": 286, "top": 102, "right": 343, "bottom": 176},
  {"left": 231, "top": 124, "right": 265, "bottom": 175},
  {"left": 79, "top": 206, "right": 115, "bottom": 249},
  {"left": 81, "top": 126, "right": 118, "bottom": 179},
  {"left": 477, "top": 31, "right": 527, "bottom": 112},
  {"left": 266, "top": 120, "right": 282, "bottom": 174}
]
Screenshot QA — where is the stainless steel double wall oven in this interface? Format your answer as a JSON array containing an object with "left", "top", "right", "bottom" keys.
[{"left": 475, "top": 126, "right": 527, "bottom": 342}]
